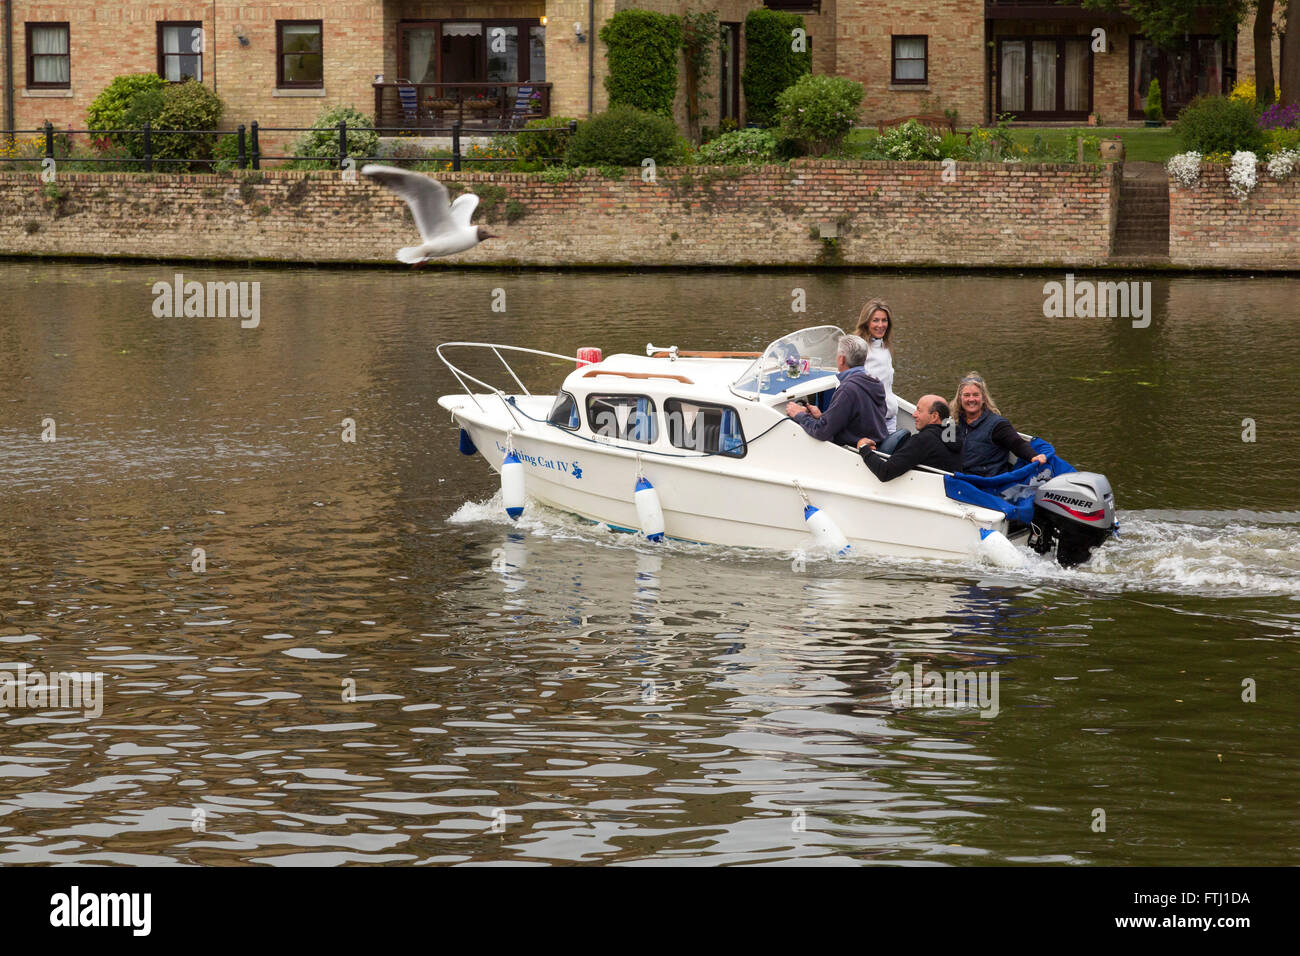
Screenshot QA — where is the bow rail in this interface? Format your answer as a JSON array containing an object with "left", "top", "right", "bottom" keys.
[{"left": 436, "top": 342, "right": 597, "bottom": 424}]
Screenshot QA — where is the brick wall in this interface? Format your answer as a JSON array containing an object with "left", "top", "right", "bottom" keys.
[
  {"left": 1169, "top": 164, "right": 1300, "bottom": 269},
  {"left": 0, "top": 160, "right": 1120, "bottom": 268}
]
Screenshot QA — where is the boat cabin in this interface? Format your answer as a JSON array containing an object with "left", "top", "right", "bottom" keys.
[{"left": 547, "top": 326, "right": 848, "bottom": 458}]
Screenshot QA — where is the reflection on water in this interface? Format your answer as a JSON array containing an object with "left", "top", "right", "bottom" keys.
[{"left": 0, "top": 262, "right": 1297, "bottom": 865}]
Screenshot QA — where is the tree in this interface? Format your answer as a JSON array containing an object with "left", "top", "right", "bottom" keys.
[
  {"left": 1282, "top": 1, "right": 1300, "bottom": 105},
  {"left": 1255, "top": 0, "right": 1276, "bottom": 107}
]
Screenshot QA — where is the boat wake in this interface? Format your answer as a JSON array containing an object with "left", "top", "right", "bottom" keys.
[{"left": 449, "top": 498, "right": 1300, "bottom": 598}]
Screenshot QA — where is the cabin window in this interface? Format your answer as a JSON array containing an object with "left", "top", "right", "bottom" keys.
[
  {"left": 586, "top": 394, "right": 657, "bottom": 444},
  {"left": 547, "top": 390, "right": 580, "bottom": 430},
  {"left": 664, "top": 399, "right": 746, "bottom": 457}
]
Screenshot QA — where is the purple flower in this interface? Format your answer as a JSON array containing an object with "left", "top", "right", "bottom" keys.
[{"left": 1259, "top": 103, "right": 1300, "bottom": 130}]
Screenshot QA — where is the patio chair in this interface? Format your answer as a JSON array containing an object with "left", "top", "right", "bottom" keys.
[
  {"left": 396, "top": 81, "right": 419, "bottom": 127},
  {"left": 504, "top": 86, "right": 541, "bottom": 130}
]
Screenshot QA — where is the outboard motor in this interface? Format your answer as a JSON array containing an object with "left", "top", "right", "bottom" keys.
[{"left": 1029, "top": 472, "right": 1117, "bottom": 567}]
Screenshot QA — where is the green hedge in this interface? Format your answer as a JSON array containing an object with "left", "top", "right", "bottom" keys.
[
  {"left": 742, "top": 9, "right": 811, "bottom": 128},
  {"left": 1173, "top": 95, "right": 1264, "bottom": 155},
  {"left": 600, "top": 10, "right": 682, "bottom": 117},
  {"left": 86, "top": 73, "right": 167, "bottom": 151},
  {"left": 566, "top": 105, "right": 683, "bottom": 167}
]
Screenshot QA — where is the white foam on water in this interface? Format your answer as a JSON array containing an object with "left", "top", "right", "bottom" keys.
[{"left": 446, "top": 497, "right": 1300, "bottom": 598}]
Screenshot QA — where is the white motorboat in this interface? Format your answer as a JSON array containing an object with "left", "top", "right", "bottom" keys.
[{"left": 437, "top": 326, "right": 1117, "bottom": 567}]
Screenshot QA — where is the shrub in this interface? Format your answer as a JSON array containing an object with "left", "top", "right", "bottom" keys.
[
  {"left": 212, "top": 131, "right": 253, "bottom": 172},
  {"left": 565, "top": 105, "right": 683, "bottom": 167},
  {"left": 288, "top": 105, "right": 379, "bottom": 167},
  {"left": 695, "top": 127, "right": 779, "bottom": 164},
  {"left": 86, "top": 73, "right": 167, "bottom": 150},
  {"left": 1173, "top": 95, "right": 1264, "bottom": 155},
  {"left": 1264, "top": 127, "right": 1300, "bottom": 155},
  {"left": 874, "top": 120, "right": 942, "bottom": 161},
  {"left": 600, "top": 10, "right": 682, "bottom": 117},
  {"left": 116, "top": 78, "right": 223, "bottom": 169},
  {"left": 742, "top": 9, "right": 811, "bottom": 128},
  {"left": 1144, "top": 78, "right": 1163, "bottom": 123},
  {"left": 774, "top": 73, "right": 862, "bottom": 156},
  {"left": 1229, "top": 78, "right": 1280, "bottom": 108},
  {"left": 938, "top": 132, "right": 973, "bottom": 161},
  {"left": 518, "top": 116, "right": 579, "bottom": 163}
]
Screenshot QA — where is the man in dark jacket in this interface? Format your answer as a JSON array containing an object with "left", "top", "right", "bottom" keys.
[
  {"left": 784, "top": 334, "right": 888, "bottom": 447},
  {"left": 858, "top": 395, "right": 962, "bottom": 481}
]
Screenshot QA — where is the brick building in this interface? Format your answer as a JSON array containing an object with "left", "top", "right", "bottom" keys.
[
  {"left": 0, "top": 1, "right": 1280, "bottom": 147},
  {"left": 0, "top": 0, "right": 763, "bottom": 146},
  {"left": 790, "top": 0, "right": 1274, "bottom": 126}
]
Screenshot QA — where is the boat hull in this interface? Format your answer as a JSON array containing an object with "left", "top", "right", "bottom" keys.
[{"left": 440, "top": 393, "right": 1013, "bottom": 563}]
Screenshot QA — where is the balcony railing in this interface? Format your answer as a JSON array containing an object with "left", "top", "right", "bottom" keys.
[{"left": 373, "top": 82, "right": 552, "bottom": 132}]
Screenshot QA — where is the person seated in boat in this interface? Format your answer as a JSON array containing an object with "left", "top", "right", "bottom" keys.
[
  {"left": 854, "top": 297, "right": 898, "bottom": 434},
  {"left": 784, "top": 334, "right": 888, "bottom": 448},
  {"left": 951, "top": 372, "right": 1047, "bottom": 477},
  {"left": 857, "top": 395, "right": 962, "bottom": 481}
]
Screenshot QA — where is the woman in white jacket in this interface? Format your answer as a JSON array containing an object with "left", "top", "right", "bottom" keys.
[{"left": 855, "top": 297, "right": 897, "bottom": 434}]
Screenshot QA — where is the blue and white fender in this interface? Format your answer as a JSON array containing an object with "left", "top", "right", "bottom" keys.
[
  {"left": 634, "top": 476, "right": 665, "bottom": 542},
  {"left": 804, "top": 504, "right": 850, "bottom": 555},
  {"left": 977, "top": 527, "right": 1024, "bottom": 569},
  {"left": 501, "top": 450, "right": 525, "bottom": 520}
]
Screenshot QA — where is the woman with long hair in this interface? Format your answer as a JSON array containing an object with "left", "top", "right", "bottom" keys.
[
  {"left": 951, "top": 371, "right": 1047, "bottom": 476},
  {"left": 854, "top": 297, "right": 897, "bottom": 434}
]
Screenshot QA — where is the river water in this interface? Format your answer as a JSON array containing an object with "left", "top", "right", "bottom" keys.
[{"left": 1, "top": 261, "right": 1297, "bottom": 865}]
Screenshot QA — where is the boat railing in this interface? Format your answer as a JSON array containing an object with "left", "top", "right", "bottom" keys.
[{"left": 436, "top": 341, "right": 596, "bottom": 427}]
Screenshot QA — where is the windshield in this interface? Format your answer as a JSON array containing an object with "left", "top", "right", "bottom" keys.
[{"left": 730, "top": 325, "right": 844, "bottom": 399}]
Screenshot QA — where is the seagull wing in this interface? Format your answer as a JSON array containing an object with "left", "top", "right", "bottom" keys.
[
  {"left": 361, "top": 164, "right": 452, "bottom": 241},
  {"left": 449, "top": 192, "right": 480, "bottom": 229}
]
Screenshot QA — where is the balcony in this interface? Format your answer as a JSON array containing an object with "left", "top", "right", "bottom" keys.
[
  {"left": 985, "top": 0, "right": 1125, "bottom": 19},
  {"left": 373, "top": 82, "right": 552, "bottom": 132}
]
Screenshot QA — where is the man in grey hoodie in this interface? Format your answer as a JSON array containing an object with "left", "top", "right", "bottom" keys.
[{"left": 784, "top": 334, "right": 888, "bottom": 448}]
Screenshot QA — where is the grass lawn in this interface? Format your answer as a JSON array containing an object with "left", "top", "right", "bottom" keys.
[
  {"left": 840, "top": 125, "right": 1180, "bottom": 164},
  {"left": 1008, "top": 127, "right": 1179, "bottom": 163}
]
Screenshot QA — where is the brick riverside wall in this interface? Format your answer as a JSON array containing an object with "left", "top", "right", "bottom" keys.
[
  {"left": 0, "top": 160, "right": 1118, "bottom": 268},
  {"left": 1169, "top": 164, "right": 1300, "bottom": 269}
]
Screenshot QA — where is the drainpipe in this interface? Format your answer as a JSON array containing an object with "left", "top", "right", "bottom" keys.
[
  {"left": 587, "top": 0, "right": 594, "bottom": 117},
  {"left": 211, "top": 0, "right": 217, "bottom": 94},
  {"left": 3, "top": 0, "right": 14, "bottom": 138}
]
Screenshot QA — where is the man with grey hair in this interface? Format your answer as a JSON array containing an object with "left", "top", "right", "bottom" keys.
[{"left": 784, "top": 334, "right": 888, "bottom": 447}]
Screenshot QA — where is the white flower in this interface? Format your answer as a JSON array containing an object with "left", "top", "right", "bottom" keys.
[
  {"left": 1166, "top": 151, "right": 1202, "bottom": 188},
  {"left": 1266, "top": 148, "right": 1300, "bottom": 182},
  {"left": 1228, "top": 150, "right": 1258, "bottom": 201}
]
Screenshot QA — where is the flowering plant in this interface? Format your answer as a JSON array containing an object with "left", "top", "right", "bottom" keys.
[
  {"left": 1258, "top": 102, "right": 1300, "bottom": 130},
  {"left": 1228, "top": 150, "right": 1258, "bottom": 200},
  {"left": 784, "top": 356, "right": 809, "bottom": 378},
  {"left": 1266, "top": 148, "right": 1300, "bottom": 182},
  {"left": 1166, "top": 151, "right": 1203, "bottom": 188}
]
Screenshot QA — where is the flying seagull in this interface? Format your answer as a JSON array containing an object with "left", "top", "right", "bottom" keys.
[{"left": 361, "top": 164, "right": 498, "bottom": 263}]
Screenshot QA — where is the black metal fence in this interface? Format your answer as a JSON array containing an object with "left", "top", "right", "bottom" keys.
[{"left": 0, "top": 119, "right": 578, "bottom": 173}]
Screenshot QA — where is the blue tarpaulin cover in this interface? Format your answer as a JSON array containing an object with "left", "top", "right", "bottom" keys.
[{"left": 943, "top": 438, "right": 1076, "bottom": 524}]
